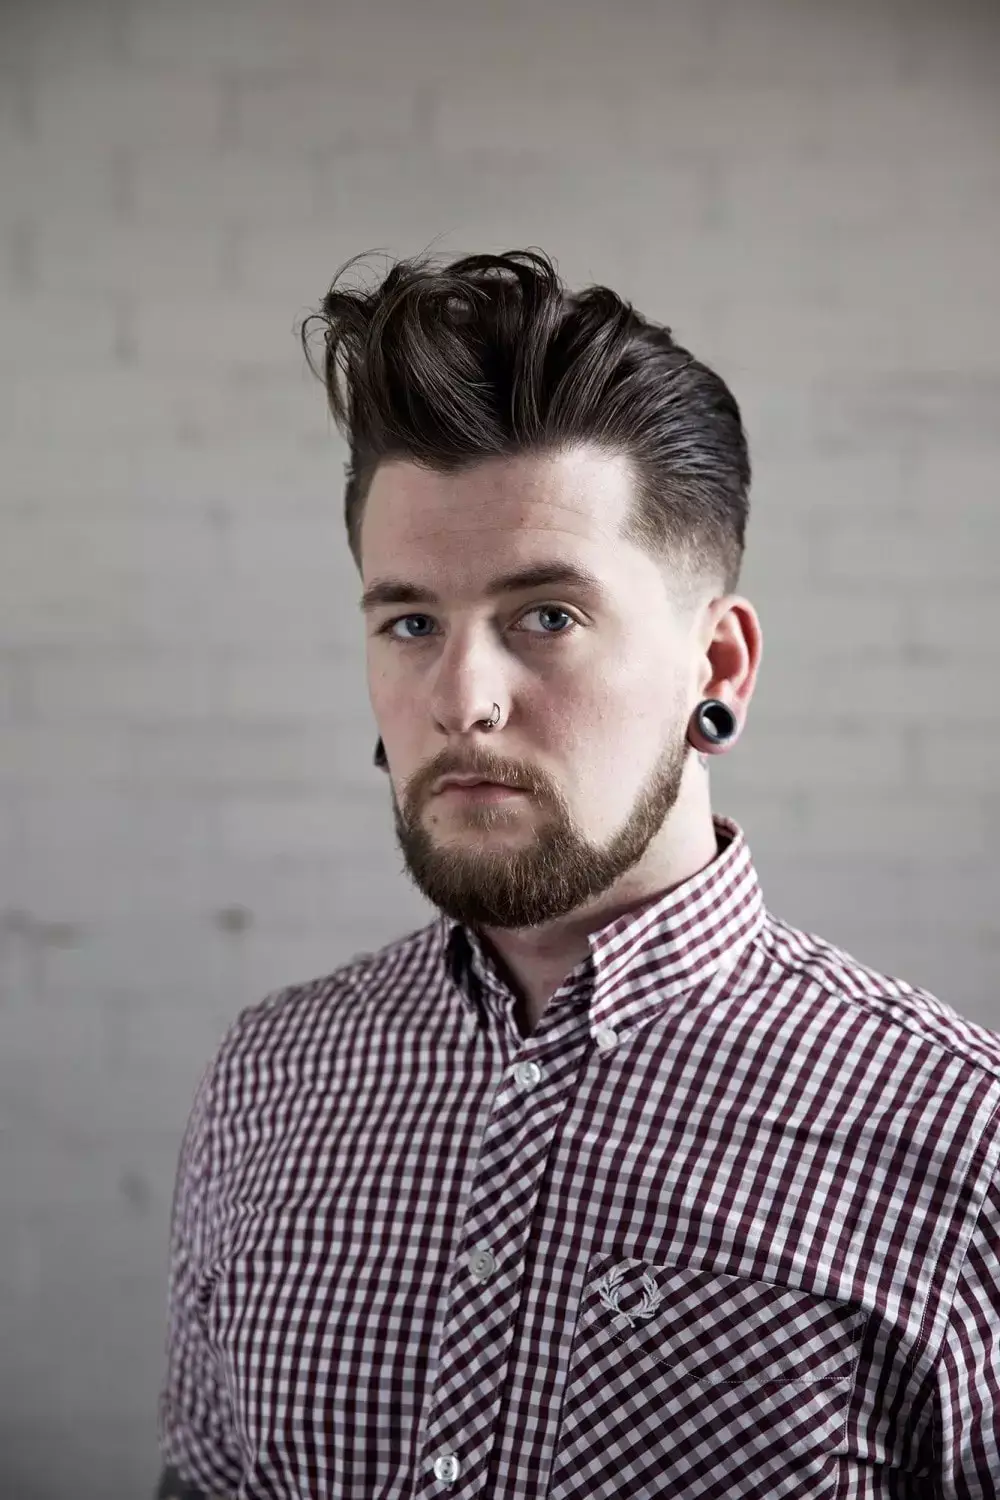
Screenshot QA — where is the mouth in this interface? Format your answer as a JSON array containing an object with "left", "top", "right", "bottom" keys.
[
  {"left": 436, "top": 781, "right": 526, "bottom": 802},
  {"left": 436, "top": 774, "right": 520, "bottom": 791},
  {"left": 442, "top": 779, "right": 508, "bottom": 789}
]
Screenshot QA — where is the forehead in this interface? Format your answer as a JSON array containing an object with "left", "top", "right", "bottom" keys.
[{"left": 360, "top": 447, "right": 639, "bottom": 583}]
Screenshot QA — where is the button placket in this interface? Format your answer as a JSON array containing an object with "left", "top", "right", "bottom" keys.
[{"left": 416, "top": 1021, "right": 593, "bottom": 1496}]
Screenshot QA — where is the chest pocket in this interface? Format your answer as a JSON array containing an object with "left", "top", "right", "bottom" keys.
[{"left": 549, "top": 1252, "right": 868, "bottom": 1500}]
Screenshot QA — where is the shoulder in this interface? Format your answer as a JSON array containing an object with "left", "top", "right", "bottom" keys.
[
  {"left": 760, "top": 913, "right": 1000, "bottom": 1080},
  {"left": 204, "top": 916, "right": 445, "bottom": 1089}
]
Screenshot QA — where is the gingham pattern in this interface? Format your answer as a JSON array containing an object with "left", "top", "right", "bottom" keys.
[{"left": 159, "top": 815, "right": 1000, "bottom": 1498}]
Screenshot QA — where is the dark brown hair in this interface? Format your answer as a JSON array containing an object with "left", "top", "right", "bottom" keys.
[{"left": 300, "top": 249, "right": 750, "bottom": 597}]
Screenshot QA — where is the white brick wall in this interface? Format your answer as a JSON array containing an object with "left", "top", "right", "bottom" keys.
[{"left": 1, "top": 0, "right": 998, "bottom": 1493}]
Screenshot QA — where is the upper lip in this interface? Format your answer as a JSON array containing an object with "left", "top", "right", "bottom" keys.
[{"left": 435, "top": 774, "right": 520, "bottom": 793}]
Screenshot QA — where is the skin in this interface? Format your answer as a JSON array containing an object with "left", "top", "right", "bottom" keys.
[{"left": 361, "top": 445, "right": 763, "bottom": 1036}]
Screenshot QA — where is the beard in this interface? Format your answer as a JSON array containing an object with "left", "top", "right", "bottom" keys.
[{"left": 389, "top": 721, "right": 693, "bottom": 931}]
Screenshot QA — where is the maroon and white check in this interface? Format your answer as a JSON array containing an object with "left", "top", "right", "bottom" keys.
[{"left": 159, "top": 815, "right": 1000, "bottom": 1497}]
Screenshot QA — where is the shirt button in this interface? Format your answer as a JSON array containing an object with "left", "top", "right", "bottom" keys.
[
  {"left": 467, "top": 1246, "right": 496, "bottom": 1281},
  {"left": 515, "top": 1059, "right": 542, "bottom": 1087},
  {"left": 433, "top": 1454, "right": 460, "bottom": 1483},
  {"left": 594, "top": 1025, "right": 618, "bottom": 1051}
]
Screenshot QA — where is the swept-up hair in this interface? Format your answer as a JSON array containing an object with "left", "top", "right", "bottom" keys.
[{"left": 300, "top": 248, "right": 750, "bottom": 599}]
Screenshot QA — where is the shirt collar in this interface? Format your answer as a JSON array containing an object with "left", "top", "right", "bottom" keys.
[{"left": 437, "top": 814, "right": 767, "bottom": 1041}]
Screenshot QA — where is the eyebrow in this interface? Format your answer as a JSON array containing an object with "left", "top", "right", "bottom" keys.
[{"left": 359, "top": 561, "right": 607, "bottom": 614}]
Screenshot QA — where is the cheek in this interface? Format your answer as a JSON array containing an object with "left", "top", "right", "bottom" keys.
[
  {"left": 561, "top": 668, "right": 632, "bottom": 736},
  {"left": 366, "top": 652, "right": 397, "bottom": 712},
  {"left": 551, "top": 674, "right": 677, "bottom": 785}
]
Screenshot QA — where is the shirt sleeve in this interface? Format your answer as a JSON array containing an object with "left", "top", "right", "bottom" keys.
[
  {"left": 932, "top": 1164, "right": 1000, "bottom": 1497},
  {"left": 157, "top": 1053, "right": 245, "bottom": 1496}
]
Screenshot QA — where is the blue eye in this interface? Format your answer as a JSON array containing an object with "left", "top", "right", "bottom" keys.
[
  {"left": 379, "top": 606, "right": 578, "bottom": 641},
  {"left": 382, "top": 615, "right": 434, "bottom": 640}
]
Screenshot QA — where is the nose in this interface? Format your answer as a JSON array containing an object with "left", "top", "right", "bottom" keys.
[{"left": 428, "top": 629, "right": 509, "bottom": 741}]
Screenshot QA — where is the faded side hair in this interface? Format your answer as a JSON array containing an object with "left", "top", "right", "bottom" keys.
[{"left": 300, "top": 248, "right": 750, "bottom": 598}]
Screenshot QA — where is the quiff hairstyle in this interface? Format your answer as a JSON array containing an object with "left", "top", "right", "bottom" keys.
[{"left": 300, "top": 249, "right": 750, "bottom": 600}]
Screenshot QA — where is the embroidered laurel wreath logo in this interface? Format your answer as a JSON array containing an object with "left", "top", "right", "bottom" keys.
[{"left": 593, "top": 1263, "right": 665, "bottom": 1328}]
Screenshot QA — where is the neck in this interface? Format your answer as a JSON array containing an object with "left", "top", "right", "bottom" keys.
[{"left": 479, "top": 792, "right": 721, "bottom": 1037}]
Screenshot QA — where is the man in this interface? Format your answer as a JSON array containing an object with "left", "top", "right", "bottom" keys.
[{"left": 157, "top": 250, "right": 1000, "bottom": 1498}]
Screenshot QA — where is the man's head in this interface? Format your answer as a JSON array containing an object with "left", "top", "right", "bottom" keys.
[{"left": 301, "top": 250, "right": 761, "bottom": 930}]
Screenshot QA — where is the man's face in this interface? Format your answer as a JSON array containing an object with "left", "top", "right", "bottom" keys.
[{"left": 360, "top": 446, "right": 703, "bottom": 931}]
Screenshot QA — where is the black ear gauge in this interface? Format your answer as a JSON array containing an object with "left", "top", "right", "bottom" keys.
[
  {"left": 373, "top": 737, "right": 388, "bottom": 771},
  {"left": 689, "top": 698, "right": 739, "bottom": 748},
  {"left": 698, "top": 699, "right": 738, "bottom": 745}
]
